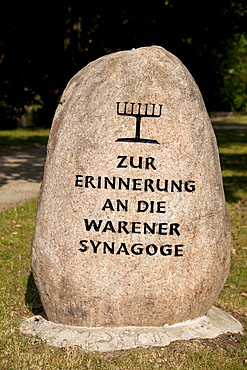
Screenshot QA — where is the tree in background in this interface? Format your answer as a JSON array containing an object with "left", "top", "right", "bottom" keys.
[
  {"left": 0, "top": 2, "right": 62, "bottom": 129},
  {"left": 219, "top": 34, "right": 247, "bottom": 112},
  {"left": 0, "top": 0, "right": 246, "bottom": 129}
]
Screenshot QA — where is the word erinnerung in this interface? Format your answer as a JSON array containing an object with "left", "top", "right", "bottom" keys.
[{"left": 75, "top": 175, "right": 195, "bottom": 193}]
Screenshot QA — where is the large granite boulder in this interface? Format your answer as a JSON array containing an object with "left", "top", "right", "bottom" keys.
[{"left": 31, "top": 46, "right": 231, "bottom": 326}]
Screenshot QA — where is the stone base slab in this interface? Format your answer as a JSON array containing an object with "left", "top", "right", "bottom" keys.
[{"left": 20, "top": 306, "right": 243, "bottom": 352}]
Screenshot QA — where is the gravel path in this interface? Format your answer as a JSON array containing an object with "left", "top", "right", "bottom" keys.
[{"left": 0, "top": 145, "right": 46, "bottom": 211}]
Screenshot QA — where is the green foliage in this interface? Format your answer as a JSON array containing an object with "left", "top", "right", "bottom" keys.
[
  {"left": 220, "top": 34, "right": 247, "bottom": 112},
  {"left": 0, "top": 80, "right": 44, "bottom": 129}
]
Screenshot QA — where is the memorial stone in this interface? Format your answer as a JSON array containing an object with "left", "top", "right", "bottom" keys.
[{"left": 31, "top": 46, "right": 231, "bottom": 327}]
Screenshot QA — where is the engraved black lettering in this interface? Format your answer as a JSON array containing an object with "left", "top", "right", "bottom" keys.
[
  {"left": 158, "top": 223, "right": 168, "bottom": 235},
  {"left": 170, "top": 223, "right": 180, "bottom": 236},
  {"left": 144, "top": 179, "right": 154, "bottom": 192},
  {"left": 78, "top": 239, "right": 185, "bottom": 257},
  {"left": 131, "top": 222, "right": 141, "bottom": 233},
  {"left": 132, "top": 178, "right": 142, "bottom": 190},
  {"left": 118, "top": 177, "right": 130, "bottom": 190},
  {"left": 130, "top": 156, "right": 143, "bottom": 168},
  {"left": 156, "top": 179, "right": 168, "bottom": 191},
  {"left": 102, "top": 199, "right": 114, "bottom": 211},
  {"left": 143, "top": 222, "right": 156, "bottom": 234},
  {"left": 97, "top": 176, "right": 102, "bottom": 188},
  {"left": 149, "top": 201, "right": 154, "bottom": 213},
  {"left": 116, "top": 243, "right": 130, "bottom": 255},
  {"left": 103, "top": 242, "right": 115, "bottom": 254},
  {"left": 185, "top": 181, "right": 195, "bottom": 192},
  {"left": 146, "top": 244, "right": 158, "bottom": 255},
  {"left": 171, "top": 180, "right": 182, "bottom": 192},
  {"left": 85, "top": 176, "right": 96, "bottom": 188},
  {"left": 157, "top": 201, "right": 166, "bottom": 213},
  {"left": 175, "top": 244, "right": 184, "bottom": 256},
  {"left": 90, "top": 240, "right": 101, "bottom": 253},
  {"left": 117, "top": 155, "right": 127, "bottom": 168},
  {"left": 160, "top": 244, "right": 172, "bottom": 256},
  {"left": 84, "top": 219, "right": 102, "bottom": 231},
  {"left": 104, "top": 177, "right": 116, "bottom": 189},
  {"left": 102, "top": 221, "right": 116, "bottom": 233},
  {"left": 131, "top": 244, "right": 143, "bottom": 255},
  {"left": 118, "top": 221, "right": 130, "bottom": 234},
  {"left": 75, "top": 175, "right": 83, "bottom": 187},
  {"left": 79, "top": 240, "right": 88, "bottom": 252},
  {"left": 117, "top": 199, "right": 128, "bottom": 211},
  {"left": 145, "top": 157, "right": 156, "bottom": 170},
  {"left": 137, "top": 200, "right": 149, "bottom": 212}
]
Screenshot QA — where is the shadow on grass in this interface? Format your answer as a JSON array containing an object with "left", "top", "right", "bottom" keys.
[
  {"left": 25, "top": 272, "right": 45, "bottom": 316},
  {"left": 215, "top": 129, "right": 247, "bottom": 149},
  {"left": 215, "top": 130, "right": 247, "bottom": 204},
  {"left": 220, "top": 153, "right": 247, "bottom": 203},
  {"left": 223, "top": 176, "right": 247, "bottom": 204}
]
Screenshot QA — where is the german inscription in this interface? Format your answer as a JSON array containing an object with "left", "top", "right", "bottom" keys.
[{"left": 76, "top": 108, "right": 196, "bottom": 256}]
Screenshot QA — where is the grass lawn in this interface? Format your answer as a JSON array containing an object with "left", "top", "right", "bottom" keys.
[
  {"left": 0, "top": 128, "right": 246, "bottom": 369},
  {"left": 211, "top": 113, "right": 247, "bottom": 126},
  {"left": 0, "top": 128, "right": 50, "bottom": 152}
]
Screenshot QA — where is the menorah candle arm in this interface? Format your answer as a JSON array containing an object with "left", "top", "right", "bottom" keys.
[
  {"left": 159, "top": 104, "right": 163, "bottom": 116},
  {"left": 131, "top": 103, "right": 135, "bottom": 114},
  {"left": 150, "top": 104, "right": 163, "bottom": 117},
  {"left": 138, "top": 103, "right": 142, "bottom": 115},
  {"left": 116, "top": 102, "right": 132, "bottom": 115},
  {"left": 152, "top": 104, "right": 155, "bottom": 115},
  {"left": 145, "top": 104, "right": 148, "bottom": 115}
]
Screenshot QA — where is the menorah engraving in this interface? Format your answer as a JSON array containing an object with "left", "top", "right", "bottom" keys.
[{"left": 116, "top": 102, "right": 163, "bottom": 144}]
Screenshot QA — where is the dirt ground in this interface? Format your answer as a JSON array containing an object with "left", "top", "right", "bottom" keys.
[
  {"left": 167, "top": 311, "right": 246, "bottom": 354},
  {"left": 0, "top": 145, "right": 46, "bottom": 211}
]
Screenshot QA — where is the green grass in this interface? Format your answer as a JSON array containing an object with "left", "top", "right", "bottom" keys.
[
  {"left": 211, "top": 114, "right": 247, "bottom": 126},
  {"left": 0, "top": 128, "right": 50, "bottom": 152},
  {"left": 214, "top": 130, "right": 247, "bottom": 318},
  {"left": 0, "top": 129, "right": 247, "bottom": 369},
  {"left": 216, "top": 130, "right": 247, "bottom": 203}
]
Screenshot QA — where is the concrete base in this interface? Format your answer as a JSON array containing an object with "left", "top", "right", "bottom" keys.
[{"left": 20, "top": 306, "right": 243, "bottom": 352}]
